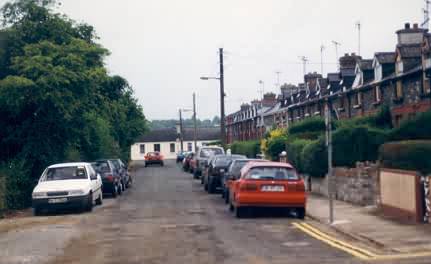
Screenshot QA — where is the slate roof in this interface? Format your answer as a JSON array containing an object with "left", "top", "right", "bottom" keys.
[
  {"left": 136, "top": 128, "right": 220, "bottom": 142},
  {"left": 359, "top": 59, "right": 373, "bottom": 70},
  {"left": 327, "top": 73, "right": 341, "bottom": 82},
  {"left": 374, "top": 52, "right": 396, "bottom": 64}
]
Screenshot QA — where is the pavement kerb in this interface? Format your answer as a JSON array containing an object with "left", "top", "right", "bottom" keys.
[{"left": 305, "top": 212, "right": 391, "bottom": 253}]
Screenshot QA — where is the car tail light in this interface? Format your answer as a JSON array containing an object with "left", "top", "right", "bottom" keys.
[
  {"left": 106, "top": 174, "right": 114, "bottom": 182},
  {"left": 240, "top": 183, "right": 258, "bottom": 191}
]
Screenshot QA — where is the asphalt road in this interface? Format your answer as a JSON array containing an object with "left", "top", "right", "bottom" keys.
[{"left": 0, "top": 160, "right": 429, "bottom": 264}]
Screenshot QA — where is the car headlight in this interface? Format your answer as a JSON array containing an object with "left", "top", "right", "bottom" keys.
[
  {"left": 68, "top": 190, "right": 85, "bottom": 196},
  {"left": 32, "top": 192, "right": 47, "bottom": 198}
]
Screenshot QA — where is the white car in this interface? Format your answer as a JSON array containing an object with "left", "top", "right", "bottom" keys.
[{"left": 32, "top": 162, "right": 103, "bottom": 215}]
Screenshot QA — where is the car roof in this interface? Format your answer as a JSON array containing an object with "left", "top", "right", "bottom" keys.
[
  {"left": 48, "top": 162, "right": 90, "bottom": 168},
  {"left": 242, "top": 161, "right": 294, "bottom": 172}
]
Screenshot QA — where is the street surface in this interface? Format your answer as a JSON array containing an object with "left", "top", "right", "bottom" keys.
[{"left": 0, "top": 160, "right": 429, "bottom": 264}]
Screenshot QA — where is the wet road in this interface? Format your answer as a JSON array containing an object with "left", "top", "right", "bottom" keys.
[{"left": 0, "top": 160, "right": 429, "bottom": 264}]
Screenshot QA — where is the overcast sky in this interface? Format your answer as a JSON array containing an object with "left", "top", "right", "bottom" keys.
[{"left": 9, "top": 0, "right": 426, "bottom": 120}]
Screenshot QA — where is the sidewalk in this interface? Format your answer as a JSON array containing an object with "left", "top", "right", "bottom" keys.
[{"left": 307, "top": 194, "right": 431, "bottom": 253}]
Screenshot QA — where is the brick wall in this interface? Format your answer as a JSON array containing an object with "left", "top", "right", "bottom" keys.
[{"left": 307, "top": 162, "right": 379, "bottom": 206}]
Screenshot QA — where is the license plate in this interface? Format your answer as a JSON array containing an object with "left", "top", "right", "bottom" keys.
[
  {"left": 48, "top": 198, "right": 68, "bottom": 204},
  {"left": 261, "top": 185, "right": 285, "bottom": 192}
]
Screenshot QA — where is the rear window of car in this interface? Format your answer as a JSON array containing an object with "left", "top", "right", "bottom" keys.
[
  {"left": 244, "top": 167, "right": 298, "bottom": 180},
  {"left": 230, "top": 160, "right": 249, "bottom": 174},
  {"left": 43, "top": 166, "right": 87, "bottom": 181},
  {"left": 93, "top": 162, "right": 110, "bottom": 173},
  {"left": 200, "top": 148, "right": 224, "bottom": 158}
]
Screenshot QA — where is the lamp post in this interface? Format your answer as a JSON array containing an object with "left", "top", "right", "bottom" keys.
[
  {"left": 178, "top": 108, "right": 192, "bottom": 152},
  {"left": 200, "top": 48, "right": 226, "bottom": 146}
]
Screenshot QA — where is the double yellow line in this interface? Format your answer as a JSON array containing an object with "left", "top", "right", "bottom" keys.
[{"left": 293, "top": 222, "right": 431, "bottom": 261}]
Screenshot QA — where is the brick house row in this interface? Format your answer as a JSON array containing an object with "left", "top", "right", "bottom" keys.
[{"left": 226, "top": 23, "right": 431, "bottom": 144}]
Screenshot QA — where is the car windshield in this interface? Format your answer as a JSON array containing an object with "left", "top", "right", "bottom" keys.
[
  {"left": 93, "top": 161, "right": 110, "bottom": 173},
  {"left": 43, "top": 166, "right": 87, "bottom": 181},
  {"left": 245, "top": 167, "right": 298, "bottom": 180},
  {"left": 200, "top": 148, "right": 223, "bottom": 158}
]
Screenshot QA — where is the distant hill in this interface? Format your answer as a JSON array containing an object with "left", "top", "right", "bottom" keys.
[{"left": 149, "top": 116, "right": 220, "bottom": 130}]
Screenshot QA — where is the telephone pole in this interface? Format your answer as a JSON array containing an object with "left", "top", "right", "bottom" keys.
[
  {"left": 193, "top": 93, "right": 198, "bottom": 152},
  {"left": 325, "top": 100, "right": 334, "bottom": 224},
  {"left": 219, "top": 48, "right": 226, "bottom": 146},
  {"left": 179, "top": 109, "right": 184, "bottom": 152}
]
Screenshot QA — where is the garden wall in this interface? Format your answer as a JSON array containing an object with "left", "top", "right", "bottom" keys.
[{"left": 307, "top": 162, "right": 379, "bottom": 206}]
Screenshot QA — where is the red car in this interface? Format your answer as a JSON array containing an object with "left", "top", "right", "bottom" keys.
[
  {"left": 228, "top": 161, "right": 306, "bottom": 219},
  {"left": 144, "top": 152, "right": 164, "bottom": 167}
]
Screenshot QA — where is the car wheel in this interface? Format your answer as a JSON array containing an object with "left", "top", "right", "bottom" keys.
[
  {"left": 204, "top": 179, "right": 208, "bottom": 191},
  {"left": 33, "top": 207, "right": 42, "bottom": 216},
  {"left": 96, "top": 193, "right": 103, "bottom": 205},
  {"left": 296, "top": 207, "right": 306, "bottom": 220},
  {"left": 193, "top": 169, "right": 199, "bottom": 179},
  {"left": 208, "top": 177, "right": 216, "bottom": 194},
  {"left": 234, "top": 206, "right": 245, "bottom": 218},
  {"left": 161, "top": 162, "right": 164, "bottom": 166},
  {"left": 224, "top": 190, "right": 229, "bottom": 204},
  {"left": 86, "top": 192, "right": 93, "bottom": 212},
  {"left": 112, "top": 185, "right": 118, "bottom": 198},
  {"left": 118, "top": 183, "right": 123, "bottom": 195}
]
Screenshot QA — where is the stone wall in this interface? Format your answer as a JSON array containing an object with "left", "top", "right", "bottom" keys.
[{"left": 306, "top": 162, "right": 379, "bottom": 206}]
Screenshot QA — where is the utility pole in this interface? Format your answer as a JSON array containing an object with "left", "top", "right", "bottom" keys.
[
  {"left": 219, "top": 48, "right": 226, "bottom": 146},
  {"left": 193, "top": 93, "right": 198, "bottom": 152},
  {"left": 320, "top": 45, "right": 325, "bottom": 75},
  {"left": 356, "top": 21, "right": 361, "bottom": 56},
  {"left": 332, "top": 40, "right": 341, "bottom": 70},
  {"left": 179, "top": 109, "right": 184, "bottom": 152},
  {"left": 325, "top": 100, "right": 334, "bottom": 224},
  {"left": 423, "top": 0, "right": 431, "bottom": 30}
]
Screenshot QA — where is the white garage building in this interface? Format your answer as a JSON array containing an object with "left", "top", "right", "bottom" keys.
[{"left": 130, "top": 127, "right": 220, "bottom": 160}]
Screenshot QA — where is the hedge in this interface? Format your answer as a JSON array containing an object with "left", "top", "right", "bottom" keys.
[
  {"left": 286, "top": 139, "right": 312, "bottom": 173},
  {"left": 0, "top": 160, "right": 33, "bottom": 210},
  {"left": 230, "top": 140, "right": 261, "bottom": 158},
  {"left": 389, "top": 111, "right": 431, "bottom": 141},
  {"left": 379, "top": 140, "right": 431, "bottom": 174},
  {"left": 337, "top": 105, "right": 393, "bottom": 130},
  {"left": 301, "top": 138, "right": 328, "bottom": 177},
  {"left": 332, "top": 126, "right": 388, "bottom": 167},
  {"left": 288, "top": 117, "right": 326, "bottom": 135}
]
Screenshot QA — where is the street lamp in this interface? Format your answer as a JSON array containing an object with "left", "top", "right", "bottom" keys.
[
  {"left": 200, "top": 48, "right": 226, "bottom": 146},
  {"left": 178, "top": 108, "right": 192, "bottom": 152}
]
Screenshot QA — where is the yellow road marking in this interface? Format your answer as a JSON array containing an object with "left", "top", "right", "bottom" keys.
[{"left": 293, "top": 222, "right": 431, "bottom": 261}]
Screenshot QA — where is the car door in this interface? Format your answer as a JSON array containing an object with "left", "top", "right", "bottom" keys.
[{"left": 87, "top": 165, "right": 101, "bottom": 201}]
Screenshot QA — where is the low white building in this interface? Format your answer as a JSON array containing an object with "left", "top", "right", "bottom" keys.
[{"left": 131, "top": 127, "right": 220, "bottom": 160}]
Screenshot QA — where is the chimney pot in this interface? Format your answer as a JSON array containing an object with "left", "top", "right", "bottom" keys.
[
  {"left": 405, "top": 23, "right": 411, "bottom": 29},
  {"left": 351, "top": 52, "right": 356, "bottom": 56},
  {"left": 413, "top": 23, "right": 419, "bottom": 29},
  {"left": 344, "top": 53, "right": 348, "bottom": 56}
]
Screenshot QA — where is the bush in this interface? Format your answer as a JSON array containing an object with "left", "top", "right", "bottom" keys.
[
  {"left": 389, "top": 111, "right": 431, "bottom": 141},
  {"left": 332, "top": 126, "right": 388, "bottom": 167},
  {"left": 288, "top": 117, "right": 326, "bottom": 135},
  {"left": 301, "top": 138, "right": 328, "bottom": 177},
  {"left": 0, "top": 160, "right": 34, "bottom": 210},
  {"left": 266, "top": 136, "right": 288, "bottom": 161},
  {"left": 286, "top": 139, "right": 312, "bottom": 173},
  {"left": 230, "top": 140, "right": 260, "bottom": 158},
  {"left": 379, "top": 140, "right": 431, "bottom": 174}
]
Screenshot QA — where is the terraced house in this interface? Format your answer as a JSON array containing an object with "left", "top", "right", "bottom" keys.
[{"left": 226, "top": 23, "right": 431, "bottom": 144}]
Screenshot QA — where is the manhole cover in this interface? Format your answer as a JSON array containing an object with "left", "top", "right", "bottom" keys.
[{"left": 282, "top": 241, "right": 310, "bottom": 247}]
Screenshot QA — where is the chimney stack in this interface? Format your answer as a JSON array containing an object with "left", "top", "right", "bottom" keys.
[
  {"left": 405, "top": 23, "right": 411, "bottom": 29},
  {"left": 413, "top": 23, "right": 419, "bottom": 29}
]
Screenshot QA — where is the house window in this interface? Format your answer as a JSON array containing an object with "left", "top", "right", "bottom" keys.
[
  {"left": 170, "top": 143, "right": 175, "bottom": 153},
  {"left": 395, "top": 80, "right": 403, "bottom": 99},
  {"left": 374, "top": 86, "right": 381, "bottom": 102},
  {"left": 394, "top": 114, "right": 403, "bottom": 127},
  {"left": 154, "top": 144, "right": 161, "bottom": 152},
  {"left": 187, "top": 142, "right": 193, "bottom": 151},
  {"left": 139, "top": 144, "right": 145, "bottom": 154}
]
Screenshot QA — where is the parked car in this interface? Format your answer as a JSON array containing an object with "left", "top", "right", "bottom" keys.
[
  {"left": 182, "top": 152, "right": 195, "bottom": 172},
  {"left": 228, "top": 161, "right": 306, "bottom": 219},
  {"left": 192, "top": 146, "right": 225, "bottom": 179},
  {"left": 222, "top": 159, "right": 268, "bottom": 204},
  {"left": 145, "top": 152, "right": 164, "bottom": 167},
  {"left": 204, "top": 154, "right": 246, "bottom": 193},
  {"left": 91, "top": 160, "right": 122, "bottom": 197},
  {"left": 109, "top": 159, "right": 132, "bottom": 189},
  {"left": 32, "top": 162, "right": 103, "bottom": 215}
]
